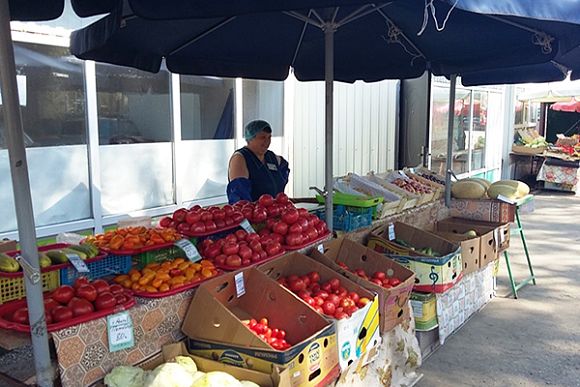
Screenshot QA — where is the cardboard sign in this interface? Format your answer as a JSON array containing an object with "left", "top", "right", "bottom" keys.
[
  {"left": 175, "top": 239, "right": 202, "bottom": 262},
  {"left": 107, "top": 311, "right": 134, "bottom": 352},
  {"left": 65, "top": 253, "right": 89, "bottom": 273}
]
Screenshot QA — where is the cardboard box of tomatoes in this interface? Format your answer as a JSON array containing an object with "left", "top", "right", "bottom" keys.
[
  {"left": 182, "top": 268, "right": 340, "bottom": 387},
  {"left": 368, "top": 222, "right": 462, "bottom": 293},
  {"left": 310, "top": 237, "right": 415, "bottom": 333},
  {"left": 258, "top": 252, "right": 381, "bottom": 371}
]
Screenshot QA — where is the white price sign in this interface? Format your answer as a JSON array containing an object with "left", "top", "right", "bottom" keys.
[
  {"left": 240, "top": 219, "right": 256, "bottom": 234},
  {"left": 107, "top": 311, "right": 134, "bottom": 352},
  {"left": 388, "top": 224, "right": 396, "bottom": 241},
  {"left": 235, "top": 272, "right": 245, "bottom": 298},
  {"left": 174, "top": 239, "right": 201, "bottom": 262},
  {"left": 65, "top": 253, "right": 89, "bottom": 273}
]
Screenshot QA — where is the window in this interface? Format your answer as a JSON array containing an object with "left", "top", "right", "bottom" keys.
[
  {"left": 470, "top": 91, "right": 488, "bottom": 171},
  {"left": 96, "top": 64, "right": 171, "bottom": 144},
  {"left": 0, "top": 42, "right": 86, "bottom": 148},
  {"left": 242, "top": 79, "right": 284, "bottom": 136},
  {"left": 180, "top": 76, "right": 235, "bottom": 140}
]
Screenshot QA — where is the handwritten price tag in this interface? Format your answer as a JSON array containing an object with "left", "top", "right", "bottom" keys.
[
  {"left": 174, "top": 239, "right": 201, "bottom": 262},
  {"left": 240, "top": 219, "right": 256, "bottom": 234},
  {"left": 65, "top": 253, "right": 89, "bottom": 273},
  {"left": 107, "top": 311, "right": 134, "bottom": 352}
]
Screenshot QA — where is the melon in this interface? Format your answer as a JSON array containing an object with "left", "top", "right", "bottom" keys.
[
  {"left": 490, "top": 180, "right": 530, "bottom": 198},
  {"left": 487, "top": 184, "right": 518, "bottom": 200},
  {"left": 451, "top": 180, "right": 487, "bottom": 199},
  {"left": 466, "top": 178, "right": 491, "bottom": 190}
]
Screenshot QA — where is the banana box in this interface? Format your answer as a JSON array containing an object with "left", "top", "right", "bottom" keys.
[
  {"left": 182, "top": 268, "right": 340, "bottom": 387},
  {"left": 259, "top": 253, "right": 381, "bottom": 371},
  {"left": 309, "top": 237, "right": 415, "bottom": 333},
  {"left": 368, "top": 222, "right": 462, "bottom": 293}
]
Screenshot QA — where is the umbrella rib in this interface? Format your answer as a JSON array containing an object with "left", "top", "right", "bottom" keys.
[
  {"left": 284, "top": 11, "right": 324, "bottom": 29},
  {"left": 168, "top": 16, "right": 236, "bottom": 57},
  {"left": 375, "top": 8, "right": 427, "bottom": 59},
  {"left": 289, "top": 10, "right": 314, "bottom": 68},
  {"left": 336, "top": 3, "right": 392, "bottom": 28},
  {"left": 485, "top": 15, "right": 555, "bottom": 54}
]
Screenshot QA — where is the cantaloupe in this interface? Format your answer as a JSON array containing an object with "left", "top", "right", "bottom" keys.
[
  {"left": 451, "top": 180, "right": 487, "bottom": 199},
  {"left": 487, "top": 184, "right": 518, "bottom": 200},
  {"left": 466, "top": 178, "right": 491, "bottom": 190},
  {"left": 489, "top": 180, "right": 530, "bottom": 199}
]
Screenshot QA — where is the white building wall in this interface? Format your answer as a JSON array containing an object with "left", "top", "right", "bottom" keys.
[{"left": 289, "top": 76, "right": 399, "bottom": 197}]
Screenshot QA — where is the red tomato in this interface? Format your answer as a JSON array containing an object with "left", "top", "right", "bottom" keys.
[
  {"left": 267, "top": 204, "right": 281, "bottom": 217},
  {"left": 327, "top": 294, "right": 341, "bottom": 306},
  {"left": 321, "top": 282, "right": 332, "bottom": 292},
  {"left": 390, "top": 278, "right": 401, "bottom": 286},
  {"left": 92, "top": 279, "right": 110, "bottom": 295},
  {"left": 224, "top": 217, "right": 234, "bottom": 226},
  {"left": 231, "top": 211, "right": 244, "bottom": 223},
  {"left": 200, "top": 212, "right": 214, "bottom": 222},
  {"left": 296, "top": 217, "right": 309, "bottom": 230},
  {"left": 252, "top": 208, "right": 268, "bottom": 223},
  {"left": 373, "top": 271, "right": 386, "bottom": 280},
  {"left": 222, "top": 242, "right": 240, "bottom": 256},
  {"left": 315, "top": 290, "right": 329, "bottom": 299},
  {"left": 190, "top": 222, "right": 206, "bottom": 234},
  {"left": 215, "top": 219, "right": 226, "bottom": 228},
  {"left": 11, "top": 307, "right": 29, "bottom": 324},
  {"left": 322, "top": 301, "right": 336, "bottom": 316},
  {"left": 272, "top": 221, "right": 289, "bottom": 236},
  {"left": 281, "top": 209, "right": 299, "bottom": 225},
  {"left": 185, "top": 211, "right": 202, "bottom": 225},
  {"left": 340, "top": 297, "right": 355, "bottom": 309},
  {"left": 305, "top": 227, "right": 319, "bottom": 241},
  {"left": 73, "top": 276, "right": 90, "bottom": 290},
  {"left": 223, "top": 205, "right": 234, "bottom": 215},
  {"left": 288, "top": 223, "right": 303, "bottom": 235},
  {"left": 109, "top": 284, "right": 124, "bottom": 296},
  {"left": 334, "top": 311, "right": 349, "bottom": 320},
  {"left": 76, "top": 284, "right": 97, "bottom": 302},
  {"left": 204, "top": 244, "right": 222, "bottom": 259},
  {"left": 315, "top": 306, "right": 324, "bottom": 314},
  {"left": 172, "top": 208, "right": 187, "bottom": 222},
  {"left": 234, "top": 230, "right": 248, "bottom": 240},
  {"left": 371, "top": 278, "right": 383, "bottom": 286},
  {"left": 159, "top": 216, "right": 173, "bottom": 228},
  {"left": 259, "top": 251, "right": 268, "bottom": 260},
  {"left": 275, "top": 192, "right": 289, "bottom": 204},
  {"left": 297, "top": 290, "right": 311, "bottom": 299},
  {"left": 95, "top": 292, "right": 116, "bottom": 311},
  {"left": 238, "top": 245, "right": 253, "bottom": 260},
  {"left": 336, "top": 286, "right": 348, "bottom": 297},
  {"left": 258, "top": 194, "right": 275, "bottom": 207},
  {"left": 204, "top": 220, "right": 217, "bottom": 232},
  {"left": 265, "top": 242, "right": 282, "bottom": 257},
  {"left": 212, "top": 209, "right": 226, "bottom": 221},
  {"left": 285, "top": 233, "right": 303, "bottom": 247},
  {"left": 329, "top": 278, "right": 341, "bottom": 291},
  {"left": 115, "top": 294, "right": 129, "bottom": 305},
  {"left": 69, "top": 297, "right": 95, "bottom": 317},
  {"left": 288, "top": 278, "right": 305, "bottom": 293},
  {"left": 215, "top": 255, "right": 227, "bottom": 266},
  {"left": 226, "top": 255, "right": 242, "bottom": 267},
  {"left": 44, "top": 298, "right": 59, "bottom": 314},
  {"left": 52, "top": 285, "right": 75, "bottom": 305},
  {"left": 308, "top": 271, "right": 321, "bottom": 284},
  {"left": 348, "top": 292, "right": 360, "bottom": 304},
  {"left": 177, "top": 222, "right": 191, "bottom": 233},
  {"left": 52, "top": 305, "right": 73, "bottom": 323}
]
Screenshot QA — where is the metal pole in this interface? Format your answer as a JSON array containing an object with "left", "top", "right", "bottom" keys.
[
  {"left": 324, "top": 23, "right": 335, "bottom": 230},
  {"left": 0, "top": 1, "right": 54, "bottom": 385},
  {"left": 445, "top": 74, "right": 457, "bottom": 207}
]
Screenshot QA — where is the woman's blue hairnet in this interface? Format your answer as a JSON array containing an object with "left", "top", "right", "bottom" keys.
[{"left": 244, "top": 120, "right": 272, "bottom": 141}]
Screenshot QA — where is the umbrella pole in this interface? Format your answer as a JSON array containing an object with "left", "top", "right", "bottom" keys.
[
  {"left": 0, "top": 1, "right": 54, "bottom": 386},
  {"left": 445, "top": 74, "right": 457, "bottom": 207},
  {"left": 324, "top": 23, "right": 335, "bottom": 230}
]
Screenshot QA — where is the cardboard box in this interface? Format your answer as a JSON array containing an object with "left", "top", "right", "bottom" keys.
[
  {"left": 432, "top": 231, "right": 480, "bottom": 275},
  {"left": 410, "top": 292, "right": 437, "bottom": 331},
  {"left": 258, "top": 252, "right": 380, "bottom": 371},
  {"left": 450, "top": 198, "right": 515, "bottom": 223},
  {"left": 309, "top": 237, "right": 415, "bottom": 333},
  {"left": 368, "top": 222, "right": 462, "bottom": 293},
  {"left": 182, "top": 268, "right": 340, "bottom": 387},
  {"left": 139, "top": 342, "right": 288, "bottom": 387},
  {"left": 0, "top": 240, "right": 17, "bottom": 253},
  {"left": 435, "top": 217, "right": 498, "bottom": 269},
  {"left": 438, "top": 217, "right": 509, "bottom": 258}
]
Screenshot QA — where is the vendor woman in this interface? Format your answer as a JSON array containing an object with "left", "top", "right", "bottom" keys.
[{"left": 227, "top": 120, "right": 290, "bottom": 204}]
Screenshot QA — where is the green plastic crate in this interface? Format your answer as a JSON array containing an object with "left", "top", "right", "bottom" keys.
[{"left": 133, "top": 237, "right": 198, "bottom": 269}]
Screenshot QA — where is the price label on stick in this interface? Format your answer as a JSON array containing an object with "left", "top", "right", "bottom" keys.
[
  {"left": 65, "top": 253, "right": 89, "bottom": 273},
  {"left": 240, "top": 219, "right": 256, "bottom": 234},
  {"left": 388, "top": 224, "right": 396, "bottom": 241},
  {"left": 174, "top": 239, "right": 201, "bottom": 262},
  {"left": 107, "top": 311, "right": 134, "bottom": 352},
  {"left": 235, "top": 272, "right": 245, "bottom": 298}
]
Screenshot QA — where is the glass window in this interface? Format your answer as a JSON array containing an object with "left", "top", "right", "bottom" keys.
[
  {"left": 96, "top": 64, "right": 171, "bottom": 144},
  {"left": 0, "top": 42, "right": 86, "bottom": 148},
  {"left": 242, "top": 79, "right": 284, "bottom": 136},
  {"left": 180, "top": 76, "right": 235, "bottom": 140},
  {"left": 470, "top": 91, "right": 488, "bottom": 171}
]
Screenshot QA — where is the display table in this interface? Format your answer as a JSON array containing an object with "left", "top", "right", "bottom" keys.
[{"left": 537, "top": 157, "right": 580, "bottom": 193}]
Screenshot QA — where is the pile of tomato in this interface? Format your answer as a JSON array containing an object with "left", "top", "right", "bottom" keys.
[
  {"left": 337, "top": 262, "right": 402, "bottom": 289},
  {"left": 7, "top": 277, "right": 129, "bottom": 325},
  {"left": 259, "top": 206, "right": 329, "bottom": 248},
  {"left": 278, "top": 272, "right": 371, "bottom": 320},
  {"left": 86, "top": 227, "right": 181, "bottom": 251},
  {"left": 199, "top": 229, "right": 283, "bottom": 268},
  {"left": 242, "top": 317, "right": 292, "bottom": 350},
  {"left": 113, "top": 258, "right": 218, "bottom": 293}
]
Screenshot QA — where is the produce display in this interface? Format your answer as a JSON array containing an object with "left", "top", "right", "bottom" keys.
[
  {"left": 393, "top": 238, "right": 440, "bottom": 257},
  {"left": 277, "top": 271, "right": 370, "bottom": 319},
  {"left": 160, "top": 206, "right": 244, "bottom": 236},
  {"left": 452, "top": 178, "right": 530, "bottom": 201},
  {"left": 231, "top": 192, "right": 295, "bottom": 223},
  {"left": 417, "top": 172, "right": 446, "bottom": 186},
  {"left": 113, "top": 258, "right": 219, "bottom": 294},
  {"left": 241, "top": 317, "right": 292, "bottom": 350},
  {"left": 392, "top": 177, "right": 433, "bottom": 194},
  {"left": 336, "top": 262, "right": 402, "bottom": 289},
  {"left": 0, "top": 243, "right": 101, "bottom": 273},
  {"left": 260, "top": 207, "right": 329, "bottom": 249},
  {"left": 86, "top": 227, "right": 182, "bottom": 252},
  {"left": 198, "top": 230, "right": 283, "bottom": 269},
  {"left": 105, "top": 355, "right": 259, "bottom": 387},
  {"left": 0, "top": 277, "right": 135, "bottom": 332}
]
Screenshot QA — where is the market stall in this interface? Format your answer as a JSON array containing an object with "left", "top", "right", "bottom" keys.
[{"left": 0, "top": 168, "right": 523, "bottom": 387}]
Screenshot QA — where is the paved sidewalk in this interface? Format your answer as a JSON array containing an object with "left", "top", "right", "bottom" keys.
[{"left": 417, "top": 193, "right": 580, "bottom": 387}]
